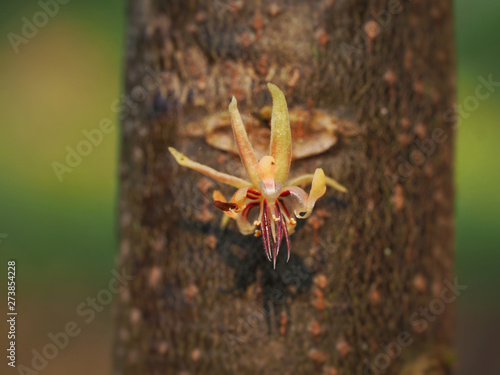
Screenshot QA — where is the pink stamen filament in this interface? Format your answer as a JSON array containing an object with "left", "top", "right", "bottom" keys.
[
  {"left": 261, "top": 200, "right": 272, "bottom": 261},
  {"left": 281, "top": 211, "right": 291, "bottom": 262},
  {"left": 275, "top": 202, "right": 282, "bottom": 257},
  {"left": 259, "top": 199, "right": 291, "bottom": 268},
  {"left": 277, "top": 199, "right": 291, "bottom": 223},
  {"left": 242, "top": 202, "right": 259, "bottom": 219}
]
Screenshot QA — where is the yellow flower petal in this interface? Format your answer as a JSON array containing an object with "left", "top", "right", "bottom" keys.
[
  {"left": 168, "top": 147, "right": 251, "bottom": 189},
  {"left": 268, "top": 83, "right": 292, "bottom": 183},
  {"left": 286, "top": 173, "right": 348, "bottom": 193},
  {"left": 230, "top": 187, "right": 250, "bottom": 212},
  {"left": 212, "top": 190, "right": 228, "bottom": 203},
  {"left": 308, "top": 168, "right": 327, "bottom": 205},
  {"left": 288, "top": 168, "right": 327, "bottom": 219},
  {"left": 229, "top": 97, "right": 262, "bottom": 187},
  {"left": 229, "top": 188, "right": 257, "bottom": 235}
]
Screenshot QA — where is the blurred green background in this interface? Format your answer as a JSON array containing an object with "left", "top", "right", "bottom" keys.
[{"left": 0, "top": 1, "right": 498, "bottom": 374}]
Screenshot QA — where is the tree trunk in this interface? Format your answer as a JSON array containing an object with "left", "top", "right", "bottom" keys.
[{"left": 114, "top": 0, "right": 456, "bottom": 374}]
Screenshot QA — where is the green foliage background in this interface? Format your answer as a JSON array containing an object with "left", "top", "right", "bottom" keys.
[{"left": 0, "top": 0, "right": 498, "bottom": 373}]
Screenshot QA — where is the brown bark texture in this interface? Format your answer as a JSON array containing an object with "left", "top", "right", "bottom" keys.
[{"left": 114, "top": 0, "right": 456, "bottom": 374}]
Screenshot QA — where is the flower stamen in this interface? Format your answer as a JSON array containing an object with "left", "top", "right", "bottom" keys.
[
  {"left": 261, "top": 200, "right": 273, "bottom": 262},
  {"left": 256, "top": 200, "right": 293, "bottom": 268},
  {"left": 281, "top": 212, "right": 291, "bottom": 262},
  {"left": 275, "top": 202, "right": 283, "bottom": 257},
  {"left": 277, "top": 200, "right": 291, "bottom": 223}
]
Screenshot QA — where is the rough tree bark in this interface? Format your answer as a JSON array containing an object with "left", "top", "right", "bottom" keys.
[{"left": 114, "top": 0, "right": 455, "bottom": 374}]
